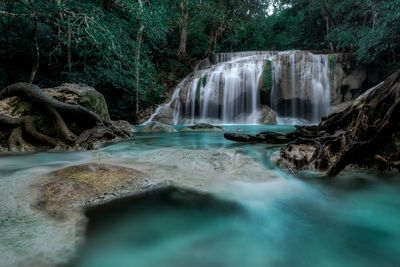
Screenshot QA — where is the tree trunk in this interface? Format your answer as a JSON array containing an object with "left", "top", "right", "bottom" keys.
[
  {"left": 134, "top": 0, "right": 145, "bottom": 122},
  {"left": 178, "top": 0, "right": 188, "bottom": 58},
  {"left": 326, "top": 15, "right": 334, "bottom": 51},
  {"left": 66, "top": 15, "right": 72, "bottom": 74},
  {"left": 134, "top": 24, "right": 144, "bottom": 122},
  {"left": 315, "top": 0, "right": 337, "bottom": 27},
  {"left": 205, "top": 23, "right": 225, "bottom": 57},
  {"left": 28, "top": 0, "right": 39, "bottom": 84}
]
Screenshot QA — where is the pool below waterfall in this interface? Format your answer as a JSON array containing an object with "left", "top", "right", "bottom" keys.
[{"left": 1, "top": 125, "right": 399, "bottom": 267}]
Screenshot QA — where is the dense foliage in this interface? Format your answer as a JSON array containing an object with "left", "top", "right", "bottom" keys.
[{"left": 1, "top": 0, "right": 399, "bottom": 121}]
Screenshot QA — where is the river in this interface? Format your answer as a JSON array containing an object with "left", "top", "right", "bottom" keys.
[{"left": 0, "top": 125, "right": 399, "bottom": 266}]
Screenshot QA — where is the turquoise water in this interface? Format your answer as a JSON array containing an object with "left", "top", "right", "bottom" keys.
[
  {"left": 75, "top": 126, "right": 400, "bottom": 267},
  {"left": 0, "top": 125, "right": 399, "bottom": 267}
]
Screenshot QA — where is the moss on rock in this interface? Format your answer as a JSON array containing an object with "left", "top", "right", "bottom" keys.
[
  {"left": 260, "top": 60, "right": 273, "bottom": 93},
  {"left": 34, "top": 163, "right": 150, "bottom": 218},
  {"left": 45, "top": 83, "right": 110, "bottom": 121}
]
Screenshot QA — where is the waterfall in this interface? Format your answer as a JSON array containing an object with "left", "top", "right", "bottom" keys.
[
  {"left": 146, "top": 51, "right": 335, "bottom": 125},
  {"left": 270, "top": 51, "right": 332, "bottom": 124}
]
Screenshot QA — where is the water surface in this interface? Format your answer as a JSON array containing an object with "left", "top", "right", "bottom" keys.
[{"left": 0, "top": 125, "right": 399, "bottom": 267}]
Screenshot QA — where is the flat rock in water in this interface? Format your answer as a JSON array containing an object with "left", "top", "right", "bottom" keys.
[
  {"left": 179, "top": 123, "right": 224, "bottom": 131},
  {"left": 34, "top": 163, "right": 154, "bottom": 218},
  {"left": 141, "top": 121, "right": 177, "bottom": 133},
  {"left": 224, "top": 132, "right": 294, "bottom": 144}
]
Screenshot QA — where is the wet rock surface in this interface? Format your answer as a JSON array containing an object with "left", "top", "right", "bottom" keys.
[
  {"left": 276, "top": 144, "right": 318, "bottom": 173},
  {"left": 259, "top": 105, "right": 277, "bottom": 124},
  {"left": 141, "top": 121, "right": 177, "bottom": 133},
  {"left": 34, "top": 163, "right": 153, "bottom": 218},
  {"left": 179, "top": 123, "right": 224, "bottom": 131},
  {"left": 44, "top": 83, "right": 111, "bottom": 121}
]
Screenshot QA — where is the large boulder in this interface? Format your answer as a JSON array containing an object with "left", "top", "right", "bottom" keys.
[
  {"left": 45, "top": 83, "right": 110, "bottom": 120},
  {"left": 0, "top": 83, "right": 111, "bottom": 121},
  {"left": 141, "top": 121, "right": 177, "bottom": 133},
  {"left": 34, "top": 163, "right": 151, "bottom": 218},
  {"left": 112, "top": 120, "right": 136, "bottom": 136},
  {"left": 151, "top": 105, "right": 175, "bottom": 125},
  {"left": 259, "top": 105, "right": 277, "bottom": 124}
]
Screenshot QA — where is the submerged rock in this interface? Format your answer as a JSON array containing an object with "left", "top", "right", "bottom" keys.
[
  {"left": 34, "top": 163, "right": 152, "bottom": 218},
  {"left": 141, "top": 121, "right": 177, "bottom": 133},
  {"left": 179, "top": 123, "right": 224, "bottom": 132}
]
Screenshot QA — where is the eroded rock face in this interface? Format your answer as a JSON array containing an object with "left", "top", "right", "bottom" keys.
[
  {"left": 141, "top": 121, "right": 177, "bottom": 133},
  {"left": 34, "top": 163, "right": 151, "bottom": 218}
]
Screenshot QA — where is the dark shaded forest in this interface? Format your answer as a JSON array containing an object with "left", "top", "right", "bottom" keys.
[{"left": 1, "top": 0, "right": 399, "bottom": 122}]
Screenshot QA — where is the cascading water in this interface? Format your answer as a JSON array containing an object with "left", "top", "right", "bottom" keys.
[
  {"left": 270, "top": 51, "right": 332, "bottom": 124},
  {"left": 146, "top": 51, "right": 336, "bottom": 125}
]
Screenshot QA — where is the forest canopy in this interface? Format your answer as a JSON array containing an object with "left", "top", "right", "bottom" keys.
[{"left": 1, "top": 0, "right": 399, "bottom": 121}]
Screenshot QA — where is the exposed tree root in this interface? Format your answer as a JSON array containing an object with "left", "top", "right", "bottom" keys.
[
  {"left": 327, "top": 95, "right": 400, "bottom": 175},
  {"left": 224, "top": 131, "right": 296, "bottom": 144},
  {"left": 0, "top": 83, "right": 132, "bottom": 151},
  {"left": 47, "top": 108, "right": 77, "bottom": 143},
  {"left": 8, "top": 127, "right": 33, "bottom": 152},
  {"left": 0, "top": 114, "right": 25, "bottom": 128},
  {"left": 24, "top": 115, "right": 59, "bottom": 146},
  {"left": 0, "top": 83, "right": 105, "bottom": 126}
]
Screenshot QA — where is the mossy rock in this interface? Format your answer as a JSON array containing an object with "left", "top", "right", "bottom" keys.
[
  {"left": 34, "top": 163, "right": 150, "bottom": 218},
  {"left": 0, "top": 84, "right": 111, "bottom": 121},
  {"left": 0, "top": 96, "right": 33, "bottom": 118},
  {"left": 45, "top": 83, "right": 110, "bottom": 120},
  {"left": 259, "top": 60, "right": 273, "bottom": 93}
]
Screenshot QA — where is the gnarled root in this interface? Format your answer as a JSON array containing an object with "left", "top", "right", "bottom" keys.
[
  {"left": 47, "top": 108, "right": 77, "bottom": 143},
  {"left": 24, "top": 116, "right": 59, "bottom": 147},
  {"left": 0, "top": 83, "right": 132, "bottom": 152},
  {"left": 8, "top": 127, "right": 33, "bottom": 152},
  {"left": 0, "top": 83, "right": 105, "bottom": 126},
  {"left": 74, "top": 126, "right": 116, "bottom": 150},
  {"left": 327, "top": 96, "right": 400, "bottom": 175}
]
